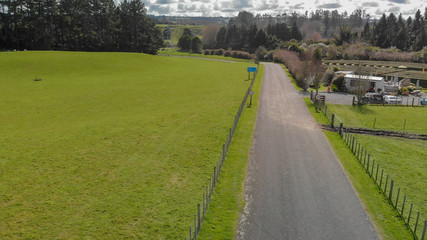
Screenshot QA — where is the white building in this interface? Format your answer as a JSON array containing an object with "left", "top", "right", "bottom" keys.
[{"left": 344, "top": 74, "right": 385, "bottom": 93}]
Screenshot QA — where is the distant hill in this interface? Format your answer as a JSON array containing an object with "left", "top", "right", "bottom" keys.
[{"left": 150, "top": 15, "right": 230, "bottom": 25}]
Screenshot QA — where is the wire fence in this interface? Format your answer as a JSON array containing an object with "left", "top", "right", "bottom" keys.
[
  {"left": 184, "top": 64, "right": 259, "bottom": 240},
  {"left": 311, "top": 93, "right": 427, "bottom": 240}
]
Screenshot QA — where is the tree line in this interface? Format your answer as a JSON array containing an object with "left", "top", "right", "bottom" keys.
[
  {"left": 0, "top": 0, "right": 164, "bottom": 53},
  {"left": 205, "top": 9, "right": 426, "bottom": 53},
  {"left": 361, "top": 9, "right": 426, "bottom": 51}
]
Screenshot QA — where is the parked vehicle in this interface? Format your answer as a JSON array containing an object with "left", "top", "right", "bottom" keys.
[
  {"left": 383, "top": 95, "right": 402, "bottom": 104},
  {"left": 421, "top": 98, "right": 427, "bottom": 105},
  {"left": 362, "top": 93, "right": 384, "bottom": 104}
]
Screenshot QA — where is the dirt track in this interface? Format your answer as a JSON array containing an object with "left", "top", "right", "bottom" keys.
[{"left": 237, "top": 63, "right": 379, "bottom": 240}]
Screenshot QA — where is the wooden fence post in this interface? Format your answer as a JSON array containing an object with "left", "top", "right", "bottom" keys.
[
  {"left": 367, "top": 154, "right": 370, "bottom": 172},
  {"left": 331, "top": 114, "right": 335, "bottom": 128},
  {"left": 415, "top": 212, "right": 420, "bottom": 235},
  {"left": 197, "top": 204, "right": 201, "bottom": 232},
  {"left": 375, "top": 164, "right": 379, "bottom": 182},
  {"left": 385, "top": 175, "right": 389, "bottom": 193},
  {"left": 371, "top": 160, "right": 375, "bottom": 177},
  {"left": 407, "top": 202, "right": 412, "bottom": 225},
  {"left": 395, "top": 188, "right": 400, "bottom": 208},
  {"left": 421, "top": 220, "right": 427, "bottom": 240},
  {"left": 352, "top": 136, "right": 355, "bottom": 153},
  {"left": 379, "top": 169, "right": 384, "bottom": 188},
  {"left": 402, "top": 195, "right": 407, "bottom": 217},
  {"left": 339, "top": 123, "right": 343, "bottom": 136},
  {"left": 389, "top": 180, "right": 394, "bottom": 201}
]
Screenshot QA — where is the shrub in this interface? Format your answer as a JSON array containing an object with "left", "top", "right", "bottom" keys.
[
  {"left": 332, "top": 66, "right": 340, "bottom": 72},
  {"left": 254, "top": 46, "right": 267, "bottom": 60},
  {"left": 331, "top": 84, "right": 338, "bottom": 91},
  {"left": 331, "top": 74, "right": 346, "bottom": 91},
  {"left": 323, "top": 69, "right": 335, "bottom": 85},
  {"left": 288, "top": 42, "right": 303, "bottom": 53},
  {"left": 216, "top": 49, "right": 224, "bottom": 55},
  {"left": 224, "top": 50, "right": 231, "bottom": 57},
  {"left": 204, "top": 49, "right": 211, "bottom": 55}
]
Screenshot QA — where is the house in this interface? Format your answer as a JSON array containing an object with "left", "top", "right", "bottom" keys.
[{"left": 344, "top": 74, "right": 385, "bottom": 93}]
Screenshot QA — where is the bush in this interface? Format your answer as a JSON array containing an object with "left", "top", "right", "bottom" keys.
[
  {"left": 204, "top": 50, "right": 211, "bottom": 55},
  {"left": 288, "top": 42, "right": 303, "bottom": 53},
  {"left": 224, "top": 50, "right": 231, "bottom": 57},
  {"left": 331, "top": 74, "right": 346, "bottom": 91},
  {"left": 216, "top": 49, "right": 224, "bottom": 55},
  {"left": 332, "top": 66, "right": 340, "bottom": 72},
  {"left": 255, "top": 46, "right": 267, "bottom": 60},
  {"left": 331, "top": 84, "right": 338, "bottom": 91},
  {"left": 323, "top": 69, "right": 335, "bottom": 85}
]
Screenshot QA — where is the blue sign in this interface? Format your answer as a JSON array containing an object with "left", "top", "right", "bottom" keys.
[{"left": 247, "top": 67, "right": 257, "bottom": 73}]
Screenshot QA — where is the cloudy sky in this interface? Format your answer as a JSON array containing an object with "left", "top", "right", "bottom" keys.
[{"left": 131, "top": 0, "right": 426, "bottom": 19}]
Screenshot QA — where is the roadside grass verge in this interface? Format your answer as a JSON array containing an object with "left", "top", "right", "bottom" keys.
[
  {"left": 0, "top": 51, "right": 257, "bottom": 239},
  {"left": 304, "top": 98, "right": 414, "bottom": 240},
  {"left": 325, "top": 104, "right": 427, "bottom": 134},
  {"left": 197, "top": 65, "right": 264, "bottom": 240}
]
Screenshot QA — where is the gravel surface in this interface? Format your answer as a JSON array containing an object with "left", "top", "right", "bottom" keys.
[{"left": 237, "top": 63, "right": 379, "bottom": 240}]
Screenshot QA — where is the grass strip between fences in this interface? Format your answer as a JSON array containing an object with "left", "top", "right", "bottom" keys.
[
  {"left": 184, "top": 64, "right": 259, "bottom": 240},
  {"left": 311, "top": 93, "right": 427, "bottom": 240}
]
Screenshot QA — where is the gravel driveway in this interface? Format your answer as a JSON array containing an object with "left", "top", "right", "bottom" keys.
[{"left": 237, "top": 63, "right": 379, "bottom": 240}]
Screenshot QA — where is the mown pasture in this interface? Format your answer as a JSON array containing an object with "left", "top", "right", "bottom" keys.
[
  {"left": 0, "top": 51, "right": 256, "bottom": 239},
  {"left": 157, "top": 24, "right": 205, "bottom": 46},
  {"left": 326, "top": 104, "right": 427, "bottom": 134}
]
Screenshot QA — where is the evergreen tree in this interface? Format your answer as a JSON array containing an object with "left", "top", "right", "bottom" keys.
[
  {"left": 191, "top": 36, "right": 202, "bottom": 53},
  {"left": 177, "top": 35, "right": 192, "bottom": 51},
  {"left": 290, "top": 22, "right": 302, "bottom": 41},
  {"left": 361, "top": 21, "right": 371, "bottom": 42},
  {"left": 247, "top": 24, "right": 258, "bottom": 52},
  {"left": 255, "top": 28, "right": 268, "bottom": 48},
  {"left": 215, "top": 26, "right": 227, "bottom": 49}
]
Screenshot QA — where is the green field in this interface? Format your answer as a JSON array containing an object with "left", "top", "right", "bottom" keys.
[
  {"left": 353, "top": 135, "right": 426, "bottom": 225},
  {"left": 325, "top": 104, "right": 427, "bottom": 134},
  {"left": 0, "top": 51, "right": 256, "bottom": 239},
  {"left": 157, "top": 24, "right": 205, "bottom": 46}
]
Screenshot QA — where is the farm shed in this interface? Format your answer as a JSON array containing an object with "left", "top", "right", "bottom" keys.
[{"left": 344, "top": 74, "right": 385, "bottom": 93}]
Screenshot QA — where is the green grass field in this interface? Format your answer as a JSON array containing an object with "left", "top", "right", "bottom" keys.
[
  {"left": 157, "top": 25, "right": 205, "bottom": 46},
  {"left": 325, "top": 104, "right": 427, "bottom": 134},
  {"left": 352, "top": 135, "right": 426, "bottom": 230},
  {"left": 0, "top": 51, "right": 257, "bottom": 239}
]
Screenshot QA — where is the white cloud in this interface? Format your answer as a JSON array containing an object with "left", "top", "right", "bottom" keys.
[{"left": 115, "top": 0, "right": 425, "bottom": 18}]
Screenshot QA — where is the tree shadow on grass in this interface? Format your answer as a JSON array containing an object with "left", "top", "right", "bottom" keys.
[{"left": 351, "top": 104, "right": 376, "bottom": 115}]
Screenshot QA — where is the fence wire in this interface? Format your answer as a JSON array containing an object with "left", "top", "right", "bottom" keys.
[{"left": 184, "top": 64, "right": 259, "bottom": 240}]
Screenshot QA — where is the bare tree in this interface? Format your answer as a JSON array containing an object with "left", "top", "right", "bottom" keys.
[
  {"left": 352, "top": 66, "right": 372, "bottom": 105},
  {"left": 304, "top": 48, "right": 326, "bottom": 94},
  {"left": 202, "top": 24, "right": 220, "bottom": 49}
]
